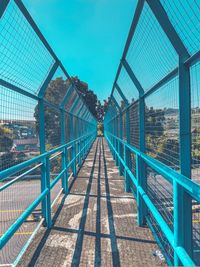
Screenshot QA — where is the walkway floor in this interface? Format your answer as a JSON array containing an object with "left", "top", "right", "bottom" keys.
[{"left": 18, "top": 138, "right": 166, "bottom": 267}]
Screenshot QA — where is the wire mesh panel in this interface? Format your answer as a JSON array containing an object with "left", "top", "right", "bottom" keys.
[
  {"left": 122, "top": 111, "right": 127, "bottom": 141},
  {"left": 147, "top": 210, "right": 174, "bottom": 266},
  {"left": 129, "top": 102, "right": 139, "bottom": 149},
  {"left": 145, "top": 77, "right": 180, "bottom": 170},
  {"left": 64, "top": 90, "right": 77, "bottom": 112},
  {"left": 44, "top": 104, "right": 61, "bottom": 150},
  {"left": 49, "top": 152, "right": 62, "bottom": 205},
  {"left": 0, "top": 0, "right": 55, "bottom": 95},
  {"left": 73, "top": 117, "right": 78, "bottom": 139},
  {"left": 0, "top": 85, "right": 39, "bottom": 171},
  {"left": 117, "top": 66, "right": 139, "bottom": 104},
  {"left": 113, "top": 89, "right": 125, "bottom": 110},
  {"left": 44, "top": 68, "right": 71, "bottom": 105},
  {"left": 65, "top": 112, "right": 70, "bottom": 144},
  {"left": 192, "top": 197, "right": 200, "bottom": 265},
  {"left": 126, "top": 2, "right": 178, "bottom": 92},
  {"left": 160, "top": 0, "right": 200, "bottom": 55},
  {"left": 191, "top": 61, "right": 200, "bottom": 183},
  {"left": 0, "top": 165, "right": 42, "bottom": 265},
  {"left": 147, "top": 166, "right": 174, "bottom": 264}
]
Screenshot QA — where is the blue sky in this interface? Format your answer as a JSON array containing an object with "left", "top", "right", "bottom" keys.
[{"left": 23, "top": 0, "right": 137, "bottom": 102}]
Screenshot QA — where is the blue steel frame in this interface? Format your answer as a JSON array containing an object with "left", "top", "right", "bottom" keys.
[
  {"left": 104, "top": 0, "right": 200, "bottom": 266},
  {"left": 0, "top": 0, "right": 97, "bottom": 259}
]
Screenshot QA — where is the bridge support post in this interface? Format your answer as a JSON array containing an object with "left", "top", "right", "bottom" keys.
[
  {"left": 61, "top": 109, "right": 68, "bottom": 194},
  {"left": 72, "top": 142, "right": 77, "bottom": 177},
  {"left": 122, "top": 59, "right": 147, "bottom": 225},
  {"left": 174, "top": 57, "right": 192, "bottom": 266},
  {"left": 145, "top": 0, "right": 193, "bottom": 264},
  {"left": 70, "top": 114, "right": 77, "bottom": 177},
  {"left": 116, "top": 117, "right": 119, "bottom": 167},
  {"left": 137, "top": 96, "right": 147, "bottom": 226},
  {"left": 119, "top": 112, "right": 123, "bottom": 176},
  {"left": 114, "top": 118, "right": 117, "bottom": 162},
  {"left": 125, "top": 108, "right": 131, "bottom": 192},
  {"left": 39, "top": 98, "right": 51, "bottom": 228}
]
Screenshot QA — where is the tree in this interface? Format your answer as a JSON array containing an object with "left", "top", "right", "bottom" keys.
[
  {"left": 0, "top": 126, "right": 13, "bottom": 152},
  {"left": 34, "top": 76, "right": 103, "bottom": 148}
]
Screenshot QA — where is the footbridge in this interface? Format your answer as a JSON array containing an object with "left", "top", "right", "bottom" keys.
[{"left": 0, "top": 0, "right": 200, "bottom": 266}]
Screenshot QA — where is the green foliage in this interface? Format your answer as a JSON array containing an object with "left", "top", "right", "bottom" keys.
[
  {"left": 0, "top": 126, "right": 13, "bottom": 152},
  {"left": 45, "top": 77, "right": 70, "bottom": 105},
  {"left": 34, "top": 76, "right": 103, "bottom": 149}
]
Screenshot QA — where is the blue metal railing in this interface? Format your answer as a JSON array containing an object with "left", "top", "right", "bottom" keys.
[
  {"left": 105, "top": 131, "right": 199, "bottom": 266},
  {"left": 0, "top": 131, "right": 96, "bottom": 249}
]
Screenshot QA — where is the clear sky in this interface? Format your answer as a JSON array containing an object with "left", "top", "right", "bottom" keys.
[{"left": 23, "top": 0, "right": 137, "bottom": 102}]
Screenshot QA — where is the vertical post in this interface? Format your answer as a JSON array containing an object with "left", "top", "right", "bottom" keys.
[
  {"left": 61, "top": 109, "right": 68, "bottom": 194},
  {"left": 137, "top": 96, "right": 147, "bottom": 226},
  {"left": 125, "top": 108, "right": 131, "bottom": 192},
  {"left": 77, "top": 119, "right": 81, "bottom": 166},
  {"left": 122, "top": 57, "right": 147, "bottom": 225},
  {"left": 70, "top": 114, "right": 77, "bottom": 177},
  {"left": 174, "top": 56, "right": 192, "bottom": 265},
  {"left": 114, "top": 118, "right": 118, "bottom": 163},
  {"left": 45, "top": 156, "right": 51, "bottom": 227},
  {"left": 39, "top": 98, "right": 51, "bottom": 228},
  {"left": 124, "top": 144, "right": 129, "bottom": 192},
  {"left": 80, "top": 121, "right": 83, "bottom": 161},
  {"left": 119, "top": 112, "right": 123, "bottom": 175},
  {"left": 113, "top": 118, "right": 116, "bottom": 161},
  {"left": 116, "top": 116, "right": 119, "bottom": 167}
]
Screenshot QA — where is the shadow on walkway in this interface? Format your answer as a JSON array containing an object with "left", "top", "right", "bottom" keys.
[{"left": 18, "top": 138, "right": 166, "bottom": 267}]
